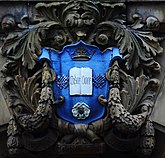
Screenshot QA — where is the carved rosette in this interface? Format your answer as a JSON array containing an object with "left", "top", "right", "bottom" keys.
[{"left": 0, "top": 0, "right": 163, "bottom": 156}]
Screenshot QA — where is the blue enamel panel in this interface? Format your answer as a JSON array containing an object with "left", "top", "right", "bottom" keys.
[{"left": 39, "top": 41, "right": 122, "bottom": 124}]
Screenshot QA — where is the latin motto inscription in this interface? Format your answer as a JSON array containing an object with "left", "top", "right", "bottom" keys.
[
  {"left": 70, "top": 75, "right": 92, "bottom": 85},
  {"left": 69, "top": 67, "right": 93, "bottom": 95}
]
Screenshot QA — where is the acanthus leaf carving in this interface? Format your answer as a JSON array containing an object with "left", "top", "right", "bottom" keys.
[
  {"left": 120, "top": 73, "right": 149, "bottom": 113},
  {"left": 1, "top": 21, "right": 59, "bottom": 70},
  {"left": 107, "top": 61, "right": 148, "bottom": 133},
  {"left": 96, "top": 20, "right": 163, "bottom": 73},
  {"left": 14, "top": 71, "right": 42, "bottom": 113},
  {"left": 0, "top": 1, "right": 163, "bottom": 156}
]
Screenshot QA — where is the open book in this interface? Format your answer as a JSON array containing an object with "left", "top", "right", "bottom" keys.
[{"left": 69, "top": 67, "right": 93, "bottom": 95}]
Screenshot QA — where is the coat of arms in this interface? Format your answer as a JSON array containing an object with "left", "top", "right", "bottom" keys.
[
  {"left": 39, "top": 40, "right": 122, "bottom": 124},
  {"left": 0, "top": 1, "right": 163, "bottom": 157}
]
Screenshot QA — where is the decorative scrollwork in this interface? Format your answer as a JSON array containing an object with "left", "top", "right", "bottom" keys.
[{"left": 0, "top": 0, "right": 163, "bottom": 156}]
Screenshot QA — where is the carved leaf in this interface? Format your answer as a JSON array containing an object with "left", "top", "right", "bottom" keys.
[
  {"left": 1, "top": 21, "right": 59, "bottom": 70},
  {"left": 97, "top": 21, "right": 163, "bottom": 72},
  {"left": 14, "top": 70, "right": 42, "bottom": 112},
  {"left": 121, "top": 75, "right": 149, "bottom": 113},
  {"left": 99, "top": 3, "right": 126, "bottom": 21},
  {"left": 115, "top": 24, "right": 163, "bottom": 71},
  {"left": 35, "top": 2, "right": 67, "bottom": 22},
  {"left": 6, "top": 70, "right": 42, "bottom": 115}
]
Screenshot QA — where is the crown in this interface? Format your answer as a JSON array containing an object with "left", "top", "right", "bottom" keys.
[
  {"left": 63, "top": 41, "right": 98, "bottom": 61},
  {"left": 71, "top": 46, "right": 94, "bottom": 61}
]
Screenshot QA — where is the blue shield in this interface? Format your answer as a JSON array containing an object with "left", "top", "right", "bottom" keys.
[{"left": 39, "top": 41, "right": 122, "bottom": 124}]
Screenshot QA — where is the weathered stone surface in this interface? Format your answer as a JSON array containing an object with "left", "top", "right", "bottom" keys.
[
  {"left": 151, "top": 40, "right": 165, "bottom": 130},
  {"left": 0, "top": 0, "right": 165, "bottom": 158},
  {"left": 0, "top": 55, "right": 10, "bottom": 126},
  {"left": 0, "top": 2, "right": 29, "bottom": 22},
  {"left": 127, "top": 2, "right": 165, "bottom": 23},
  {"left": 0, "top": 89, "right": 10, "bottom": 126},
  {"left": 151, "top": 79, "right": 165, "bottom": 128},
  {"left": 0, "top": 1, "right": 32, "bottom": 128}
]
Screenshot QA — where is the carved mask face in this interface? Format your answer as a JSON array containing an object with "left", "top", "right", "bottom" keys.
[{"left": 63, "top": 1, "right": 99, "bottom": 39}]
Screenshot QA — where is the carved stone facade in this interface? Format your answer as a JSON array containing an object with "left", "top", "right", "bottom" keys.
[{"left": 0, "top": 1, "right": 165, "bottom": 158}]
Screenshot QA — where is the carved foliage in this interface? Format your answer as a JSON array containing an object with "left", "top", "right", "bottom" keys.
[{"left": 0, "top": 0, "right": 163, "bottom": 156}]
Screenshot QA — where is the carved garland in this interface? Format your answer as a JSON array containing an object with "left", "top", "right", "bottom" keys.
[{"left": 0, "top": 1, "right": 163, "bottom": 156}]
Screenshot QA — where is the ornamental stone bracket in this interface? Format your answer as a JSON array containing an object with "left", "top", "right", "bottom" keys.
[{"left": 0, "top": 1, "right": 164, "bottom": 157}]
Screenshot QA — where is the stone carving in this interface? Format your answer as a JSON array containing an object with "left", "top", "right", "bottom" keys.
[{"left": 0, "top": 0, "right": 163, "bottom": 157}]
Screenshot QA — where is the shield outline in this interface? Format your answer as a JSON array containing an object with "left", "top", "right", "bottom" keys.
[{"left": 39, "top": 40, "right": 122, "bottom": 124}]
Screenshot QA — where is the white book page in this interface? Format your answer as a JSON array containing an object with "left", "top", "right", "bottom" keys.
[
  {"left": 81, "top": 67, "right": 92, "bottom": 95},
  {"left": 69, "top": 67, "right": 81, "bottom": 95}
]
